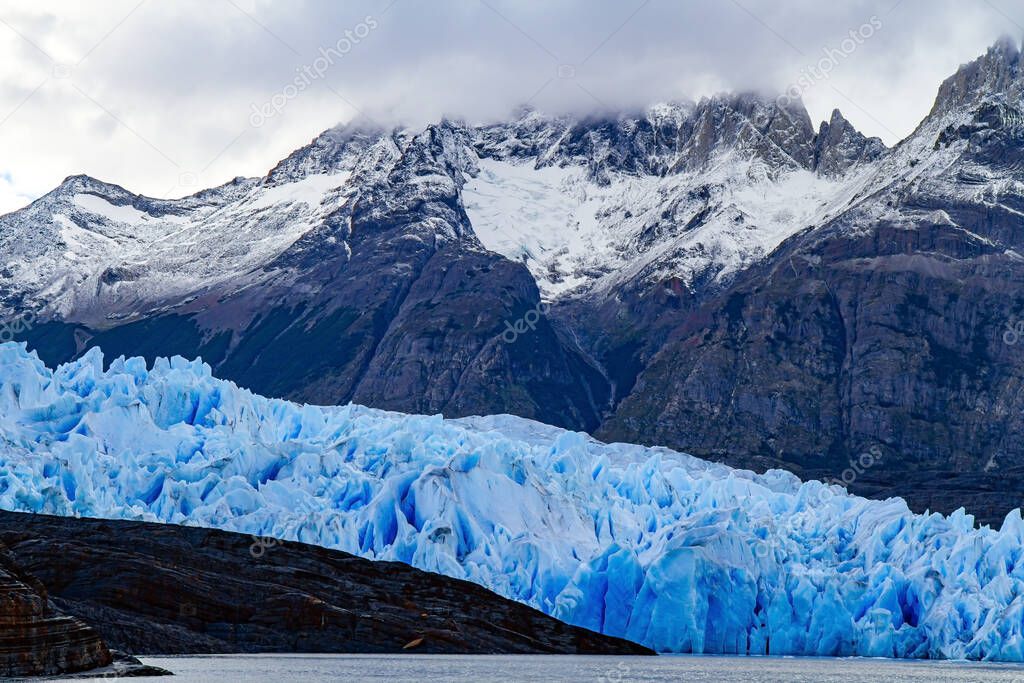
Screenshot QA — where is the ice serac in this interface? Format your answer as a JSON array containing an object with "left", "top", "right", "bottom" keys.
[{"left": 2, "top": 342, "right": 1024, "bottom": 660}]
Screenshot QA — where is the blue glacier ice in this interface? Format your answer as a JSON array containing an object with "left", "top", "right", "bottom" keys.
[{"left": 1, "top": 342, "right": 1024, "bottom": 659}]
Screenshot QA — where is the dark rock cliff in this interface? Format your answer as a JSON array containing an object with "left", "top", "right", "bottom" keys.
[
  {"left": 0, "top": 511, "right": 653, "bottom": 656},
  {"left": 0, "top": 542, "right": 112, "bottom": 677}
]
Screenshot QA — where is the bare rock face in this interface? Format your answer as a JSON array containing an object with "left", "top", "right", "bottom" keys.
[
  {"left": 597, "top": 211, "right": 1024, "bottom": 525},
  {"left": 592, "top": 38, "right": 1024, "bottom": 527},
  {"left": 929, "top": 36, "right": 1022, "bottom": 117},
  {"left": 0, "top": 544, "right": 112, "bottom": 678},
  {"left": 0, "top": 511, "right": 653, "bottom": 657},
  {"left": 813, "top": 109, "right": 886, "bottom": 175}
]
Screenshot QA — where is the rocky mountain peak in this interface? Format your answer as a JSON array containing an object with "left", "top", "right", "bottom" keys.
[
  {"left": 665, "top": 92, "right": 817, "bottom": 174},
  {"left": 266, "top": 119, "right": 389, "bottom": 184},
  {"left": 929, "top": 36, "right": 1023, "bottom": 119},
  {"left": 813, "top": 108, "right": 886, "bottom": 175},
  {"left": 263, "top": 94, "right": 877, "bottom": 194},
  {"left": 473, "top": 107, "right": 572, "bottom": 162},
  {"left": 472, "top": 94, "right": 860, "bottom": 182},
  {"left": 51, "top": 174, "right": 133, "bottom": 202}
]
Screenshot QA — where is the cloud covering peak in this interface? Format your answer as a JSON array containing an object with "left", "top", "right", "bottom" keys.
[{"left": 0, "top": 0, "right": 1018, "bottom": 211}]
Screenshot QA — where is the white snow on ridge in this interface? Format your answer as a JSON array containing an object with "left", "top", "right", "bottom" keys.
[
  {"left": 1, "top": 171, "right": 354, "bottom": 320},
  {"left": 463, "top": 155, "right": 872, "bottom": 299},
  {"left": 2, "top": 342, "right": 1024, "bottom": 659},
  {"left": 247, "top": 172, "right": 349, "bottom": 211},
  {"left": 463, "top": 159, "right": 624, "bottom": 297},
  {"left": 74, "top": 193, "right": 182, "bottom": 224}
]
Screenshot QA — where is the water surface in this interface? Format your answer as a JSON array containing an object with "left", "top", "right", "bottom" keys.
[{"left": 72, "top": 654, "right": 1024, "bottom": 682}]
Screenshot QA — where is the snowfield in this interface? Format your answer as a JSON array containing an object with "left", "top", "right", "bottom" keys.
[
  {"left": 463, "top": 154, "right": 872, "bottom": 300},
  {"left": 2, "top": 342, "right": 1024, "bottom": 659}
]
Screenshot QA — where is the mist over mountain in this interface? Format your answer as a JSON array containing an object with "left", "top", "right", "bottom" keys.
[{"left": 0, "top": 1, "right": 1018, "bottom": 213}]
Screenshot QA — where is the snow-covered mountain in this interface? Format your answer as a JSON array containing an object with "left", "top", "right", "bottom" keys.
[
  {"left": 1, "top": 94, "right": 880, "bottom": 319},
  {"left": 464, "top": 106, "right": 877, "bottom": 300},
  {"left": 3, "top": 342, "right": 1024, "bottom": 660},
  {"left": 5, "top": 38, "right": 1024, "bottom": 525},
  {"left": 0, "top": 172, "right": 351, "bottom": 322},
  {"left": 0, "top": 86, "right": 883, "bottom": 450},
  {"left": 2, "top": 121, "right": 615, "bottom": 434},
  {"left": 463, "top": 95, "right": 883, "bottom": 300}
]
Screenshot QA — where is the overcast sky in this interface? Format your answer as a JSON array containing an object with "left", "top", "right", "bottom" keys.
[{"left": 0, "top": 0, "right": 1020, "bottom": 212}]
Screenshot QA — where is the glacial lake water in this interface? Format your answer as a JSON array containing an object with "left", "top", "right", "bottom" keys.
[{"left": 70, "top": 653, "right": 1024, "bottom": 682}]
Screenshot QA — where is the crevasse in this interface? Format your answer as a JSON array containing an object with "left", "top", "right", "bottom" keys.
[{"left": 0, "top": 342, "right": 1022, "bottom": 659}]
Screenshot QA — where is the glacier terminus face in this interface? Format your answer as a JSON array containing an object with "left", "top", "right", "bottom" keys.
[{"left": 1, "top": 342, "right": 1024, "bottom": 659}]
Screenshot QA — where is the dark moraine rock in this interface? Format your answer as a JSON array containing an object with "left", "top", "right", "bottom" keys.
[
  {"left": 0, "top": 511, "right": 654, "bottom": 656},
  {"left": 0, "top": 541, "right": 111, "bottom": 677}
]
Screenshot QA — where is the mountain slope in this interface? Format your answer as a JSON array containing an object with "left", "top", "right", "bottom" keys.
[{"left": 9, "top": 122, "right": 611, "bottom": 431}]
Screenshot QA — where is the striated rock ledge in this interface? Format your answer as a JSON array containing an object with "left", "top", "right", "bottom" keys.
[
  {"left": 0, "top": 511, "right": 653, "bottom": 656},
  {"left": 0, "top": 544, "right": 112, "bottom": 678}
]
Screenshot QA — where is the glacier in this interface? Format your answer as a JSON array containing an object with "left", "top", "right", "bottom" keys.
[{"left": 1, "top": 342, "right": 1024, "bottom": 659}]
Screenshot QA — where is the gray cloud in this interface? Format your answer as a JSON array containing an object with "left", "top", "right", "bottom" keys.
[{"left": 0, "top": 0, "right": 1018, "bottom": 211}]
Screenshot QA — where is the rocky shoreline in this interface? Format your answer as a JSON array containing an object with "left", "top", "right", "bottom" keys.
[
  {"left": 0, "top": 510, "right": 652, "bottom": 663},
  {"left": 0, "top": 541, "right": 169, "bottom": 678}
]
